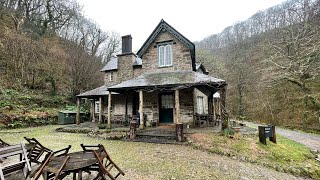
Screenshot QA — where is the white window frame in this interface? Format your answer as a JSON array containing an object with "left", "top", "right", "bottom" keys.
[
  {"left": 109, "top": 72, "right": 113, "bottom": 82},
  {"left": 197, "top": 96, "right": 204, "bottom": 114},
  {"left": 95, "top": 101, "right": 100, "bottom": 113},
  {"left": 158, "top": 43, "right": 173, "bottom": 67}
]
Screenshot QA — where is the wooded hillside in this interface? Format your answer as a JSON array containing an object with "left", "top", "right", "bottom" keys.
[
  {"left": 0, "top": 0, "right": 120, "bottom": 127},
  {"left": 196, "top": 0, "right": 320, "bottom": 131},
  {"left": 0, "top": 0, "right": 120, "bottom": 97}
]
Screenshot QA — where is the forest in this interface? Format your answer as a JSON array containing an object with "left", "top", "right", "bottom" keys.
[
  {"left": 0, "top": 0, "right": 120, "bottom": 127},
  {"left": 0, "top": 0, "right": 319, "bottom": 131},
  {"left": 196, "top": 0, "right": 320, "bottom": 131}
]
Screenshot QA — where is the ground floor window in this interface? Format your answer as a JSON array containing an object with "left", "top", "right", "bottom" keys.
[
  {"left": 197, "top": 96, "right": 204, "bottom": 114},
  {"left": 95, "top": 101, "right": 100, "bottom": 113}
]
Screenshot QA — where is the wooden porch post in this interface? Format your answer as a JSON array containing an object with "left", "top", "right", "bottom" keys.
[
  {"left": 220, "top": 86, "right": 227, "bottom": 130},
  {"left": 175, "top": 89, "right": 180, "bottom": 124},
  {"left": 76, "top": 98, "right": 80, "bottom": 125},
  {"left": 139, "top": 90, "right": 144, "bottom": 129},
  {"left": 107, "top": 91, "right": 112, "bottom": 129},
  {"left": 91, "top": 100, "right": 95, "bottom": 122},
  {"left": 98, "top": 96, "right": 102, "bottom": 123}
]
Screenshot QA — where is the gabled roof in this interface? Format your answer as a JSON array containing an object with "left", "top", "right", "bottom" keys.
[
  {"left": 100, "top": 56, "right": 118, "bottom": 71},
  {"left": 137, "top": 19, "right": 196, "bottom": 71},
  {"left": 108, "top": 71, "right": 225, "bottom": 91},
  {"left": 196, "top": 63, "right": 209, "bottom": 75}
]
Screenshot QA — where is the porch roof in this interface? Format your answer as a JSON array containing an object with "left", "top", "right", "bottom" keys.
[
  {"left": 77, "top": 85, "right": 118, "bottom": 98},
  {"left": 108, "top": 71, "right": 226, "bottom": 91}
]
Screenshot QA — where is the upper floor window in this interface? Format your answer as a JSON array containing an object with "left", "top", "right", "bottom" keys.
[
  {"left": 158, "top": 44, "right": 172, "bottom": 67},
  {"left": 109, "top": 72, "right": 113, "bottom": 82}
]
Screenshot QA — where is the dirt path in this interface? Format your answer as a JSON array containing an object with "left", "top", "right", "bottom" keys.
[{"left": 245, "top": 121, "right": 320, "bottom": 152}]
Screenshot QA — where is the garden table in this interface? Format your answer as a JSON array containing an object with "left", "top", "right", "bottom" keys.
[{"left": 42, "top": 151, "right": 98, "bottom": 180}]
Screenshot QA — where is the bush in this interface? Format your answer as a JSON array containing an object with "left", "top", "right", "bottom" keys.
[{"left": 223, "top": 128, "right": 235, "bottom": 136}]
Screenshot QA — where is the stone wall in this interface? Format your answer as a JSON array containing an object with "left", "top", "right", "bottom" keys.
[
  {"left": 136, "top": 31, "right": 193, "bottom": 75},
  {"left": 179, "top": 88, "right": 194, "bottom": 124},
  {"left": 104, "top": 70, "right": 118, "bottom": 86},
  {"left": 143, "top": 92, "right": 158, "bottom": 126},
  {"left": 117, "top": 53, "right": 135, "bottom": 83},
  {"left": 102, "top": 94, "right": 132, "bottom": 116},
  {"left": 193, "top": 87, "right": 211, "bottom": 114}
]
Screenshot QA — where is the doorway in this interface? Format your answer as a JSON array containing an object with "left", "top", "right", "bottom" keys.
[{"left": 159, "top": 94, "right": 174, "bottom": 123}]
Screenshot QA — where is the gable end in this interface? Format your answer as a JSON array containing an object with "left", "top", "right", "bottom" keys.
[{"left": 137, "top": 19, "right": 196, "bottom": 71}]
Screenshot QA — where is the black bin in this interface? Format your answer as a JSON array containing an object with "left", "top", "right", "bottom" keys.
[{"left": 258, "top": 125, "right": 276, "bottom": 145}]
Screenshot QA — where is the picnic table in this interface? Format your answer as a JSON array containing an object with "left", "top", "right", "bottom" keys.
[{"left": 43, "top": 151, "right": 98, "bottom": 180}]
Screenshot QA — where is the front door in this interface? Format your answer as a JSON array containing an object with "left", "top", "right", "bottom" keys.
[{"left": 159, "top": 94, "right": 174, "bottom": 123}]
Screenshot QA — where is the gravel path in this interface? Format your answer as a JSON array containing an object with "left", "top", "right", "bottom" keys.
[{"left": 245, "top": 121, "right": 320, "bottom": 152}]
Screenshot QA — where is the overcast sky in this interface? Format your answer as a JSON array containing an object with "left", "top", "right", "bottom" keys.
[{"left": 77, "top": 0, "right": 286, "bottom": 51}]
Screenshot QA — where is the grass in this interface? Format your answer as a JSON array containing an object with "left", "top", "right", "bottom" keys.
[
  {"left": 0, "top": 125, "right": 308, "bottom": 179},
  {"left": 188, "top": 133, "right": 320, "bottom": 179}
]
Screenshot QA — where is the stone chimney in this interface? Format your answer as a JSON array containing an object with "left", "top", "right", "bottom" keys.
[
  {"left": 121, "top": 35, "right": 132, "bottom": 54},
  {"left": 117, "top": 35, "right": 134, "bottom": 82}
]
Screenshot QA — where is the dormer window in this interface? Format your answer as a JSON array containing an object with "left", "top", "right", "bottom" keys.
[{"left": 158, "top": 44, "right": 173, "bottom": 67}]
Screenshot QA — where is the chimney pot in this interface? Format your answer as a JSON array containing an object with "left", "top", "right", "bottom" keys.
[{"left": 122, "top": 35, "right": 132, "bottom": 54}]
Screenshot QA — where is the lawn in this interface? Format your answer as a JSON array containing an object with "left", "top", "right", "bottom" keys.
[
  {"left": 0, "top": 125, "right": 315, "bottom": 179},
  {"left": 189, "top": 133, "right": 320, "bottom": 179}
]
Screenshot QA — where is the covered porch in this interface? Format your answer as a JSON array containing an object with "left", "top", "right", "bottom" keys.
[{"left": 103, "top": 71, "right": 227, "bottom": 130}]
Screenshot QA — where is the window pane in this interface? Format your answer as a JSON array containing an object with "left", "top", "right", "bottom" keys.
[
  {"left": 159, "top": 46, "right": 164, "bottom": 66},
  {"left": 197, "top": 96, "right": 204, "bottom": 114},
  {"left": 165, "top": 45, "right": 172, "bottom": 65}
]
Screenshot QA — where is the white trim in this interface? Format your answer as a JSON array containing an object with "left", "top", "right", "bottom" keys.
[{"left": 158, "top": 43, "right": 173, "bottom": 67}]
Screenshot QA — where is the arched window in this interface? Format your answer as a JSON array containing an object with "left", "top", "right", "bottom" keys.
[{"left": 158, "top": 44, "right": 173, "bottom": 67}]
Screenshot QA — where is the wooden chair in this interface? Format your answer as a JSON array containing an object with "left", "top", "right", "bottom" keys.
[
  {"left": 194, "top": 113, "right": 206, "bottom": 127},
  {"left": 80, "top": 144, "right": 101, "bottom": 152},
  {"left": 32, "top": 152, "right": 70, "bottom": 180},
  {"left": 0, "top": 143, "right": 31, "bottom": 180},
  {"left": 92, "top": 145, "right": 125, "bottom": 180},
  {"left": 0, "top": 139, "right": 9, "bottom": 148},
  {"left": 80, "top": 144, "right": 102, "bottom": 172},
  {"left": 24, "top": 137, "right": 71, "bottom": 164}
]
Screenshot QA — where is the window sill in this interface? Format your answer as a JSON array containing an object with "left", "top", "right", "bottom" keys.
[{"left": 158, "top": 65, "right": 173, "bottom": 68}]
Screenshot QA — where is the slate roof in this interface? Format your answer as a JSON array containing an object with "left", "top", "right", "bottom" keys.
[
  {"left": 108, "top": 71, "right": 225, "bottom": 91},
  {"left": 195, "top": 63, "right": 209, "bottom": 74},
  {"left": 101, "top": 56, "right": 142, "bottom": 72},
  {"left": 77, "top": 85, "right": 118, "bottom": 98},
  {"left": 136, "top": 19, "right": 196, "bottom": 71},
  {"left": 101, "top": 56, "right": 118, "bottom": 71}
]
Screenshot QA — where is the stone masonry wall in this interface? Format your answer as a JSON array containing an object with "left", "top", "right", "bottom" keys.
[
  {"left": 193, "top": 87, "right": 211, "bottom": 114},
  {"left": 136, "top": 31, "right": 193, "bottom": 75},
  {"left": 104, "top": 71, "right": 118, "bottom": 86},
  {"left": 143, "top": 92, "right": 158, "bottom": 126},
  {"left": 179, "top": 88, "right": 194, "bottom": 124},
  {"left": 117, "top": 53, "right": 135, "bottom": 83}
]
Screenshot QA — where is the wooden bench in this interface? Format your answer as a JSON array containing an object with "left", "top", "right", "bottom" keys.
[{"left": 0, "top": 143, "right": 31, "bottom": 180}]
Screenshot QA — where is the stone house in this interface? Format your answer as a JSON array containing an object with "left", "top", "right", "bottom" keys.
[{"left": 77, "top": 19, "right": 227, "bottom": 128}]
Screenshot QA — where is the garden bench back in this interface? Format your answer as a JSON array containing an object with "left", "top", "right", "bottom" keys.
[{"left": 0, "top": 143, "right": 31, "bottom": 180}]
